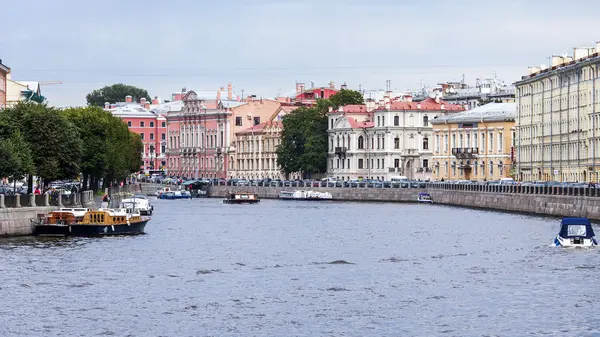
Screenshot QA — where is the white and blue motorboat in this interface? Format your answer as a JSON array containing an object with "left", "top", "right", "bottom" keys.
[
  {"left": 417, "top": 192, "right": 433, "bottom": 204},
  {"left": 554, "top": 217, "right": 597, "bottom": 247},
  {"left": 158, "top": 190, "right": 192, "bottom": 200}
]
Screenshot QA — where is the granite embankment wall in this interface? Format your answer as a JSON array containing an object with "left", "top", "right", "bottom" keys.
[
  {"left": 0, "top": 191, "right": 96, "bottom": 237},
  {"left": 207, "top": 185, "right": 600, "bottom": 221}
]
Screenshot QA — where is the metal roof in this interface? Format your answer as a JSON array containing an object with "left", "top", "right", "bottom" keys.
[{"left": 430, "top": 102, "right": 516, "bottom": 124}]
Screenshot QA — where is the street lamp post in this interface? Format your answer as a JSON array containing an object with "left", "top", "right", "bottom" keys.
[{"left": 149, "top": 144, "right": 155, "bottom": 171}]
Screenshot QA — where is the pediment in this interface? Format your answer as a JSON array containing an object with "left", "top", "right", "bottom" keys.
[
  {"left": 333, "top": 116, "right": 350, "bottom": 129},
  {"left": 183, "top": 91, "right": 198, "bottom": 101}
]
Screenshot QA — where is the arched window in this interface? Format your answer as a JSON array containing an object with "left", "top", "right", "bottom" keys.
[
  {"left": 423, "top": 137, "right": 429, "bottom": 150},
  {"left": 347, "top": 135, "right": 351, "bottom": 150},
  {"left": 358, "top": 136, "right": 364, "bottom": 149},
  {"left": 489, "top": 160, "right": 494, "bottom": 175},
  {"left": 474, "top": 161, "right": 478, "bottom": 176},
  {"left": 499, "top": 160, "right": 504, "bottom": 175}
]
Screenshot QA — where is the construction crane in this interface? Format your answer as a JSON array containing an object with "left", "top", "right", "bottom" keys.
[{"left": 39, "top": 81, "right": 63, "bottom": 86}]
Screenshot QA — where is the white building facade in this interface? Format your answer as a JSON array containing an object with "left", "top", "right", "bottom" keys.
[
  {"left": 515, "top": 42, "right": 600, "bottom": 183},
  {"left": 327, "top": 98, "right": 464, "bottom": 181}
]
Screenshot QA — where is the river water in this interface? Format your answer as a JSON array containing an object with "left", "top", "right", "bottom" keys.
[{"left": 1, "top": 198, "right": 599, "bottom": 336}]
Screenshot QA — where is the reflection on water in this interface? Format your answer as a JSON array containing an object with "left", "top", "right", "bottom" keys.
[{"left": 1, "top": 198, "right": 600, "bottom": 336}]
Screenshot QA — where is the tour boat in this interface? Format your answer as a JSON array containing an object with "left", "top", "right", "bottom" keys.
[
  {"left": 417, "top": 192, "right": 433, "bottom": 204},
  {"left": 223, "top": 192, "right": 260, "bottom": 204},
  {"left": 279, "top": 190, "right": 333, "bottom": 200},
  {"left": 119, "top": 194, "right": 153, "bottom": 215},
  {"left": 33, "top": 208, "right": 150, "bottom": 236},
  {"left": 158, "top": 190, "right": 192, "bottom": 200},
  {"left": 553, "top": 217, "right": 597, "bottom": 247}
]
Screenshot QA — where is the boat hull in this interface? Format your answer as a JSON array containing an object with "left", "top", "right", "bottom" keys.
[
  {"left": 223, "top": 199, "right": 260, "bottom": 204},
  {"left": 279, "top": 197, "right": 332, "bottom": 201},
  {"left": 159, "top": 196, "right": 191, "bottom": 200},
  {"left": 417, "top": 199, "right": 433, "bottom": 204},
  {"left": 554, "top": 235, "right": 597, "bottom": 247},
  {"left": 34, "top": 219, "right": 149, "bottom": 237}
]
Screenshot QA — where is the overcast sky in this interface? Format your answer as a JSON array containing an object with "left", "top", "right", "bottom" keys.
[{"left": 2, "top": 0, "right": 599, "bottom": 106}]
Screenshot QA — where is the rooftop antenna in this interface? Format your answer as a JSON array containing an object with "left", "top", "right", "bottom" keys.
[
  {"left": 241, "top": 89, "right": 244, "bottom": 101},
  {"left": 461, "top": 74, "right": 465, "bottom": 85},
  {"left": 311, "top": 81, "right": 314, "bottom": 89},
  {"left": 386, "top": 80, "right": 391, "bottom": 92}
]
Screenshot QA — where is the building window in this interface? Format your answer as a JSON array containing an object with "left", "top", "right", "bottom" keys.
[
  {"left": 394, "top": 158, "right": 400, "bottom": 168},
  {"left": 161, "top": 133, "right": 166, "bottom": 140},
  {"left": 422, "top": 159, "right": 428, "bottom": 168},
  {"left": 127, "top": 121, "right": 132, "bottom": 127},
  {"left": 394, "top": 116, "right": 399, "bottom": 126},
  {"left": 140, "top": 121, "right": 145, "bottom": 127},
  {"left": 489, "top": 160, "right": 494, "bottom": 175},
  {"left": 489, "top": 132, "right": 494, "bottom": 152},
  {"left": 161, "top": 144, "right": 166, "bottom": 153},
  {"left": 394, "top": 137, "right": 400, "bottom": 149},
  {"left": 423, "top": 137, "right": 429, "bottom": 150},
  {"left": 423, "top": 116, "right": 429, "bottom": 126},
  {"left": 140, "top": 133, "right": 145, "bottom": 140},
  {"left": 150, "top": 121, "right": 154, "bottom": 128},
  {"left": 235, "top": 117, "right": 242, "bottom": 126},
  {"left": 162, "top": 122, "right": 166, "bottom": 128},
  {"left": 254, "top": 117, "right": 260, "bottom": 125},
  {"left": 150, "top": 133, "right": 154, "bottom": 140},
  {"left": 358, "top": 159, "right": 364, "bottom": 169},
  {"left": 377, "top": 116, "right": 380, "bottom": 126},
  {"left": 358, "top": 136, "right": 364, "bottom": 149}
]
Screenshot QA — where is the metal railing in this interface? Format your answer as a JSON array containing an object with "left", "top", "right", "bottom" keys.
[{"left": 0, "top": 190, "right": 95, "bottom": 209}]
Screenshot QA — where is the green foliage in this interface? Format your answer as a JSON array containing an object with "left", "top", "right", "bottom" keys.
[
  {"left": 86, "top": 83, "right": 151, "bottom": 107},
  {"left": 0, "top": 102, "right": 142, "bottom": 190},
  {"left": 277, "top": 89, "right": 364, "bottom": 177}
]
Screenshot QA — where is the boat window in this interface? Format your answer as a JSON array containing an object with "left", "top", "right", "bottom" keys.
[{"left": 567, "top": 225, "right": 586, "bottom": 237}]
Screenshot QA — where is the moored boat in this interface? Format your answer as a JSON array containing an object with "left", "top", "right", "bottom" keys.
[
  {"left": 33, "top": 208, "right": 150, "bottom": 236},
  {"left": 120, "top": 194, "right": 153, "bottom": 215},
  {"left": 554, "top": 217, "right": 597, "bottom": 247},
  {"left": 223, "top": 192, "right": 260, "bottom": 204},
  {"left": 279, "top": 190, "right": 333, "bottom": 200},
  {"left": 417, "top": 192, "right": 433, "bottom": 204},
  {"left": 158, "top": 190, "right": 192, "bottom": 200}
]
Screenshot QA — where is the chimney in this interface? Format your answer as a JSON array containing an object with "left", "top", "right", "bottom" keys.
[
  {"left": 385, "top": 102, "right": 391, "bottom": 110},
  {"left": 405, "top": 95, "right": 413, "bottom": 103},
  {"left": 341, "top": 83, "right": 347, "bottom": 90},
  {"left": 152, "top": 96, "right": 159, "bottom": 105},
  {"left": 125, "top": 95, "right": 132, "bottom": 103},
  {"left": 329, "top": 81, "right": 335, "bottom": 89},
  {"left": 227, "top": 82, "right": 233, "bottom": 100},
  {"left": 296, "top": 83, "right": 303, "bottom": 94},
  {"left": 573, "top": 47, "right": 591, "bottom": 60},
  {"left": 440, "top": 104, "right": 445, "bottom": 110},
  {"left": 551, "top": 55, "right": 563, "bottom": 67},
  {"left": 104, "top": 102, "right": 110, "bottom": 109},
  {"left": 140, "top": 97, "right": 147, "bottom": 105},
  {"left": 110, "top": 103, "right": 117, "bottom": 109},
  {"left": 144, "top": 103, "right": 150, "bottom": 109},
  {"left": 328, "top": 106, "right": 333, "bottom": 113},
  {"left": 217, "top": 90, "right": 221, "bottom": 100},
  {"left": 338, "top": 106, "right": 344, "bottom": 113},
  {"left": 417, "top": 103, "right": 422, "bottom": 109},
  {"left": 434, "top": 95, "right": 441, "bottom": 104}
]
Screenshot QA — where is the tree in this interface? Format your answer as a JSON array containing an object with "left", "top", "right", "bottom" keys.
[
  {"left": 0, "top": 102, "right": 82, "bottom": 189},
  {"left": 328, "top": 89, "right": 364, "bottom": 109},
  {"left": 86, "top": 84, "right": 151, "bottom": 107},
  {"left": 277, "top": 89, "right": 364, "bottom": 178}
]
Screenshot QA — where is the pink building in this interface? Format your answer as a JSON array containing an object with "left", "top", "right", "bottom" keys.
[
  {"left": 165, "top": 85, "right": 283, "bottom": 179},
  {"left": 107, "top": 96, "right": 168, "bottom": 172}
]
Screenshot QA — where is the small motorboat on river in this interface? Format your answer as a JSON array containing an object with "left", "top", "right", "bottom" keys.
[
  {"left": 223, "top": 192, "right": 260, "bottom": 204},
  {"left": 553, "top": 217, "right": 597, "bottom": 247},
  {"left": 33, "top": 208, "right": 150, "bottom": 236},
  {"left": 417, "top": 192, "right": 433, "bottom": 204},
  {"left": 279, "top": 190, "right": 332, "bottom": 200}
]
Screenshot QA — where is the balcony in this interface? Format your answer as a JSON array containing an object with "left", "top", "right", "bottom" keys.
[
  {"left": 216, "top": 147, "right": 222, "bottom": 155},
  {"left": 416, "top": 167, "right": 432, "bottom": 173},
  {"left": 334, "top": 147, "right": 347, "bottom": 157},
  {"left": 452, "top": 147, "right": 479, "bottom": 159},
  {"left": 388, "top": 167, "right": 402, "bottom": 173},
  {"left": 401, "top": 149, "right": 419, "bottom": 157}
]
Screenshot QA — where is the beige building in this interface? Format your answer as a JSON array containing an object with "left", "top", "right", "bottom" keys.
[
  {"left": 0, "top": 60, "right": 9, "bottom": 108},
  {"left": 515, "top": 42, "right": 600, "bottom": 182},
  {"left": 431, "top": 103, "right": 516, "bottom": 181}
]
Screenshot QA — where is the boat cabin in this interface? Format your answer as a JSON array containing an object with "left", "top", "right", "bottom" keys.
[
  {"left": 223, "top": 192, "right": 260, "bottom": 204},
  {"left": 418, "top": 193, "right": 432, "bottom": 201},
  {"left": 559, "top": 218, "right": 595, "bottom": 239}
]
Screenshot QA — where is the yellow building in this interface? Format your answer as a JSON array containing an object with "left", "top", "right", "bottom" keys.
[
  {"left": 431, "top": 103, "right": 516, "bottom": 181},
  {"left": 515, "top": 43, "right": 600, "bottom": 182}
]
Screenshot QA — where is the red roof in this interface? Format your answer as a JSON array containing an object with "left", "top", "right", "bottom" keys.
[
  {"left": 347, "top": 117, "right": 374, "bottom": 128},
  {"left": 236, "top": 120, "right": 283, "bottom": 134},
  {"left": 377, "top": 98, "right": 464, "bottom": 111},
  {"left": 334, "top": 104, "right": 369, "bottom": 114}
]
